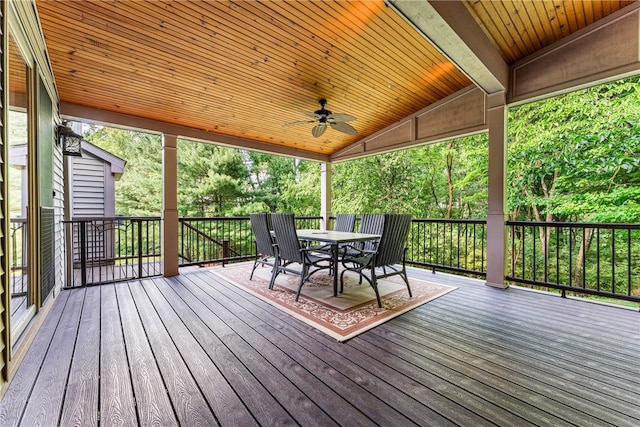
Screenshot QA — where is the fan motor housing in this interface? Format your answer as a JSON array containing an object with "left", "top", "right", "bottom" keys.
[{"left": 315, "top": 99, "right": 331, "bottom": 121}]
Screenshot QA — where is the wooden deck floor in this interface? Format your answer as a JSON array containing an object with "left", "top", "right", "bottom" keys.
[{"left": 0, "top": 265, "right": 638, "bottom": 426}]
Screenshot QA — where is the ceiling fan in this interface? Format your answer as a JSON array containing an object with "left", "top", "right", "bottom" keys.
[{"left": 285, "top": 99, "right": 358, "bottom": 137}]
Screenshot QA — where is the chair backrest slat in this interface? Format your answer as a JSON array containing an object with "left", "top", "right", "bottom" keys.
[
  {"left": 333, "top": 214, "right": 356, "bottom": 233},
  {"left": 375, "top": 214, "right": 412, "bottom": 267},
  {"left": 358, "top": 213, "right": 385, "bottom": 251},
  {"left": 271, "top": 213, "right": 303, "bottom": 263},
  {"left": 250, "top": 212, "right": 275, "bottom": 257}
]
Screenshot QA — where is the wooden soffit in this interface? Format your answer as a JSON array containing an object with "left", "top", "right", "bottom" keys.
[{"left": 35, "top": 0, "right": 638, "bottom": 161}]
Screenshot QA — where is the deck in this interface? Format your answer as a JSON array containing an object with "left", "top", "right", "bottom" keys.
[{"left": 0, "top": 265, "right": 638, "bottom": 426}]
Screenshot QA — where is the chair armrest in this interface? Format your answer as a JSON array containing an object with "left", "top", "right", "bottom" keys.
[{"left": 341, "top": 244, "right": 376, "bottom": 256}]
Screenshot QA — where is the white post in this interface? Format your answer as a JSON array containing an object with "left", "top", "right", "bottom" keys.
[{"left": 320, "top": 162, "right": 332, "bottom": 230}]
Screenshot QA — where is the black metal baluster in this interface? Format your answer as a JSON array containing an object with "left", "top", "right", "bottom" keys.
[
  {"left": 582, "top": 227, "right": 586, "bottom": 290},
  {"left": 627, "top": 229, "right": 631, "bottom": 296},
  {"left": 596, "top": 228, "right": 600, "bottom": 292},
  {"left": 611, "top": 228, "right": 616, "bottom": 295}
]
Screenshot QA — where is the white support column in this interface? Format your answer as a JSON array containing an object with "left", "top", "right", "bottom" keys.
[
  {"left": 162, "top": 134, "right": 179, "bottom": 277},
  {"left": 485, "top": 92, "right": 508, "bottom": 288},
  {"left": 320, "top": 162, "right": 332, "bottom": 230}
]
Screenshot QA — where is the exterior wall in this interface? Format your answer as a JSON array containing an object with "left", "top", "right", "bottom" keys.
[
  {"left": 53, "top": 141, "right": 64, "bottom": 292},
  {"left": 1, "top": 0, "right": 60, "bottom": 395},
  {"left": 0, "top": 0, "right": 9, "bottom": 386},
  {"left": 65, "top": 148, "right": 124, "bottom": 274},
  {"left": 70, "top": 155, "right": 106, "bottom": 217}
]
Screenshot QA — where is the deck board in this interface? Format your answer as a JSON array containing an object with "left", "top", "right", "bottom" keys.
[
  {"left": 1, "top": 264, "right": 639, "bottom": 427},
  {"left": 186, "top": 272, "right": 420, "bottom": 427},
  {"left": 128, "top": 281, "right": 219, "bottom": 427},
  {"left": 173, "top": 273, "right": 341, "bottom": 427},
  {"left": 152, "top": 276, "right": 293, "bottom": 426},
  {"left": 20, "top": 289, "right": 85, "bottom": 426},
  {"left": 115, "top": 282, "right": 178, "bottom": 426},
  {"left": 60, "top": 286, "right": 100, "bottom": 427},
  {"left": 99, "top": 284, "right": 138, "bottom": 426},
  {"left": 201, "top": 271, "right": 465, "bottom": 426},
  {"left": 143, "top": 279, "right": 257, "bottom": 427},
  {"left": 0, "top": 290, "right": 70, "bottom": 426},
  {"left": 353, "top": 331, "right": 547, "bottom": 426}
]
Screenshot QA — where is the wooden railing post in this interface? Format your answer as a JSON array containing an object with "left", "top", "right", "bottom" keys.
[
  {"left": 222, "top": 239, "right": 230, "bottom": 266},
  {"left": 79, "top": 220, "right": 87, "bottom": 287},
  {"left": 137, "top": 219, "right": 143, "bottom": 279}
]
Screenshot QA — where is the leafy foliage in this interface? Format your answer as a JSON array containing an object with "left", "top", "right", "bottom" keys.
[
  {"left": 245, "top": 152, "right": 320, "bottom": 215},
  {"left": 177, "top": 140, "right": 248, "bottom": 216},
  {"left": 84, "top": 126, "right": 162, "bottom": 216},
  {"left": 332, "top": 134, "right": 488, "bottom": 219},
  {"left": 80, "top": 77, "right": 640, "bottom": 304},
  {"left": 508, "top": 77, "right": 640, "bottom": 223}
]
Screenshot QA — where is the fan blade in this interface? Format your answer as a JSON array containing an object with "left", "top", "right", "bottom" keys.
[
  {"left": 311, "top": 123, "right": 327, "bottom": 137},
  {"left": 283, "top": 120, "right": 316, "bottom": 128},
  {"left": 330, "top": 121, "right": 358, "bottom": 136},
  {"left": 301, "top": 110, "right": 322, "bottom": 119},
  {"left": 327, "top": 113, "right": 356, "bottom": 122}
]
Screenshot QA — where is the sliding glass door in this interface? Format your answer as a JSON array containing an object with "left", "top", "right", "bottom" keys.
[{"left": 8, "top": 31, "right": 35, "bottom": 345}]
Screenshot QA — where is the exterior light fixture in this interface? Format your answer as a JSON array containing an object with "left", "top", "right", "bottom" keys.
[{"left": 57, "top": 123, "right": 83, "bottom": 156}]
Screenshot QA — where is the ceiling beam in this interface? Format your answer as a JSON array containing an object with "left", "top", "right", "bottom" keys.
[
  {"left": 60, "top": 102, "right": 331, "bottom": 163},
  {"left": 387, "top": 0, "right": 508, "bottom": 94}
]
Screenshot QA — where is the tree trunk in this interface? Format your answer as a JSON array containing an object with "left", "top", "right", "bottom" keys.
[
  {"left": 573, "top": 227, "right": 593, "bottom": 286},
  {"left": 446, "top": 151, "right": 454, "bottom": 219},
  {"left": 524, "top": 170, "right": 558, "bottom": 259}
]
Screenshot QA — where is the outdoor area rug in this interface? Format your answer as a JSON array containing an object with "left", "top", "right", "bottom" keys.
[{"left": 210, "top": 262, "right": 457, "bottom": 342}]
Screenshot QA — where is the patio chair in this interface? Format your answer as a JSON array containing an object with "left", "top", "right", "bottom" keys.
[
  {"left": 249, "top": 212, "right": 276, "bottom": 280},
  {"left": 333, "top": 213, "right": 356, "bottom": 233},
  {"left": 310, "top": 213, "right": 356, "bottom": 253},
  {"left": 308, "top": 213, "right": 357, "bottom": 276},
  {"left": 339, "top": 213, "right": 412, "bottom": 308},
  {"left": 269, "top": 213, "right": 333, "bottom": 301},
  {"left": 358, "top": 213, "right": 385, "bottom": 249},
  {"left": 340, "top": 213, "right": 385, "bottom": 259}
]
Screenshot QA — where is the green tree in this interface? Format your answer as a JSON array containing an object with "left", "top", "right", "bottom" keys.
[
  {"left": 332, "top": 135, "right": 488, "bottom": 219},
  {"left": 177, "top": 140, "right": 248, "bottom": 216},
  {"left": 332, "top": 150, "right": 418, "bottom": 215},
  {"left": 508, "top": 77, "right": 640, "bottom": 284},
  {"left": 84, "top": 126, "right": 162, "bottom": 216},
  {"left": 246, "top": 152, "right": 320, "bottom": 215},
  {"left": 508, "top": 77, "right": 640, "bottom": 224}
]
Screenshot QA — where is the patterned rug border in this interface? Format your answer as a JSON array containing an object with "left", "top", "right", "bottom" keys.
[{"left": 210, "top": 263, "right": 457, "bottom": 342}]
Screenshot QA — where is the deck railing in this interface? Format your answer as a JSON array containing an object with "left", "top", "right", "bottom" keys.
[
  {"left": 63, "top": 217, "right": 162, "bottom": 287},
  {"left": 506, "top": 220, "right": 640, "bottom": 303},
  {"left": 178, "top": 217, "right": 254, "bottom": 267},
  {"left": 405, "top": 218, "right": 639, "bottom": 303},
  {"left": 60, "top": 215, "right": 640, "bottom": 303},
  {"left": 178, "top": 216, "right": 322, "bottom": 266},
  {"left": 407, "top": 219, "right": 487, "bottom": 276}
]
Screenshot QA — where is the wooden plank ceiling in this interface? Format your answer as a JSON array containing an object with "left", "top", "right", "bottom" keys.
[
  {"left": 464, "top": 0, "right": 635, "bottom": 63},
  {"left": 35, "top": 1, "right": 634, "bottom": 158}
]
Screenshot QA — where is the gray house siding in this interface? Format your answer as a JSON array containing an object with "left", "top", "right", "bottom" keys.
[
  {"left": 70, "top": 156, "right": 107, "bottom": 217},
  {"left": 65, "top": 140, "right": 126, "bottom": 270},
  {"left": 53, "top": 143, "right": 64, "bottom": 299}
]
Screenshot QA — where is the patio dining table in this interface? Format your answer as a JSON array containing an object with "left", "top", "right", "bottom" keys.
[{"left": 296, "top": 229, "right": 381, "bottom": 297}]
